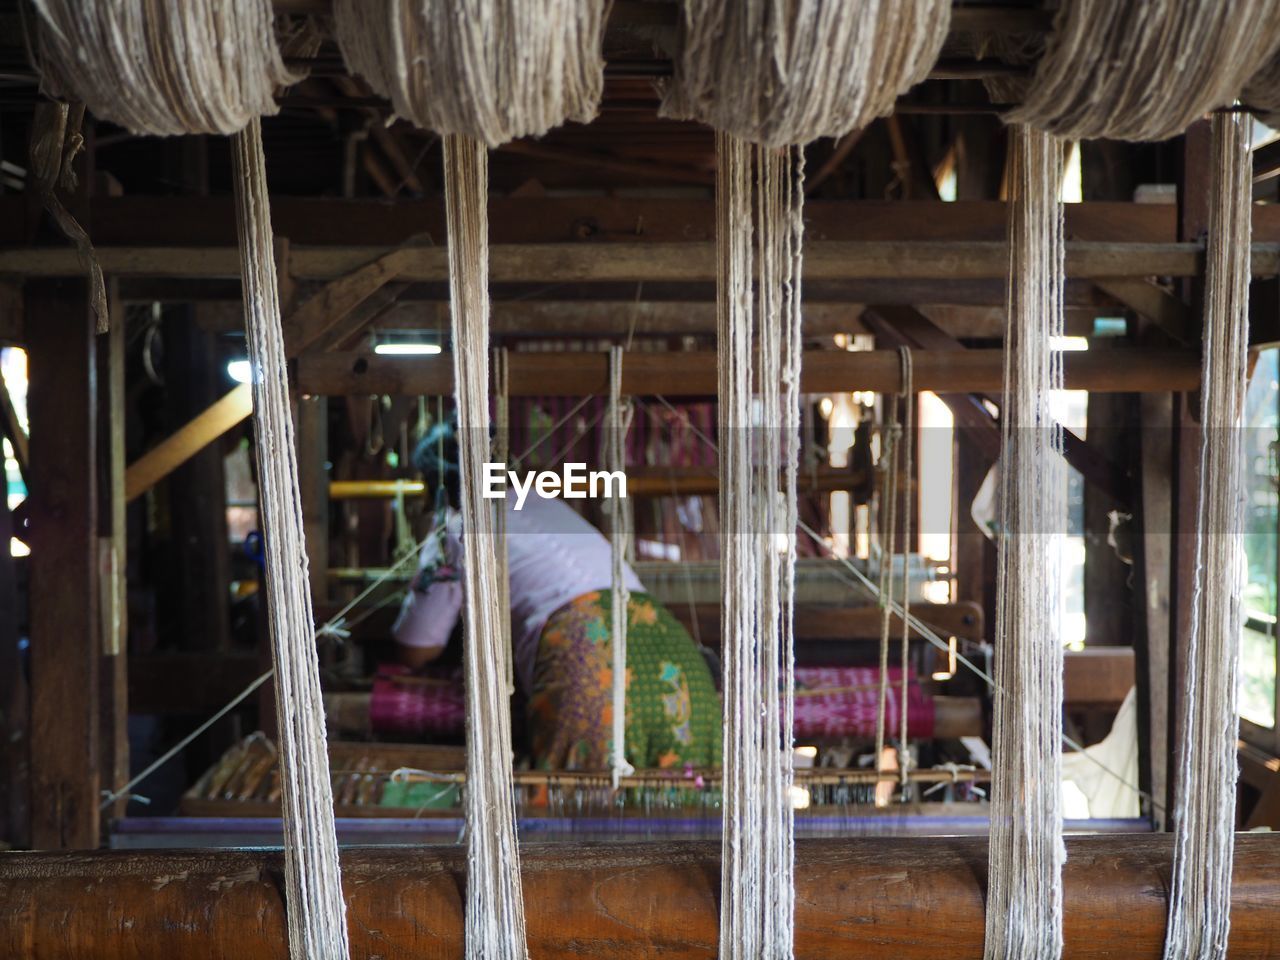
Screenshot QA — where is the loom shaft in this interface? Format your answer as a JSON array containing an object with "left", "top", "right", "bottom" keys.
[{"left": 2, "top": 834, "right": 1277, "bottom": 958}]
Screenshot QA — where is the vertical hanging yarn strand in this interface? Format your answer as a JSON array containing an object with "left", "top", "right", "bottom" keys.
[
  {"left": 874, "top": 398, "right": 901, "bottom": 775},
  {"left": 717, "top": 132, "right": 803, "bottom": 960},
  {"left": 443, "top": 134, "right": 529, "bottom": 960},
  {"left": 1163, "top": 112, "right": 1253, "bottom": 960},
  {"left": 769, "top": 142, "right": 804, "bottom": 958},
  {"left": 607, "top": 346, "right": 635, "bottom": 790},
  {"left": 231, "top": 118, "right": 350, "bottom": 960},
  {"left": 898, "top": 347, "right": 915, "bottom": 791},
  {"left": 983, "top": 125, "right": 1066, "bottom": 960},
  {"left": 717, "top": 130, "right": 759, "bottom": 960},
  {"left": 492, "top": 347, "right": 515, "bottom": 696}
]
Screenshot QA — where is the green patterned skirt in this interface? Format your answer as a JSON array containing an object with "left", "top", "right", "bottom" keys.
[{"left": 528, "top": 590, "right": 722, "bottom": 770}]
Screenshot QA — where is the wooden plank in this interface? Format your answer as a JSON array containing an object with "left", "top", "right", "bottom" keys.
[
  {"left": 17, "top": 197, "right": 1279, "bottom": 247},
  {"left": 1064, "top": 648, "right": 1136, "bottom": 709},
  {"left": 5, "top": 240, "right": 1280, "bottom": 283},
  {"left": 26, "top": 278, "right": 99, "bottom": 850},
  {"left": 0, "top": 197, "right": 1193, "bottom": 247},
  {"left": 296, "top": 348, "right": 1204, "bottom": 398},
  {"left": 3, "top": 835, "right": 1280, "bottom": 958},
  {"left": 199, "top": 299, "right": 1060, "bottom": 340},
  {"left": 670, "top": 602, "right": 985, "bottom": 644},
  {"left": 159, "top": 307, "right": 234, "bottom": 656},
  {"left": 123, "top": 383, "right": 251, "bottom": 502},
  {"left": 1134, "top": 391, "right": 1173, "bottom": 829},
  {"left": 1093, "top": 278, "right": 1193, "bottom": 345},
  {"left": 298, "top": 396, "right": 329, "bottom": 602}
]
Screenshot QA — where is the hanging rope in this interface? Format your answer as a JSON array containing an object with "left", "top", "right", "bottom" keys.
[
  {"left": 233, "top": 117, "right": 350, "bottom": 960},
  {"left": 662, "top": 0, "right": 950, "bottom": 147},
  {"left": 1163, "top": 111, "right": 1253, "bottom": 960},
  {"left": 444, "top": 134, "right": 528, "bottom": 960},
  {"left": 29, "top": 0, "right": 294, "bottom": 136},
  {"left": 333, "top": 0, "right": 606, "bottom": 146},
  {"left": 873, "top": 391, "right": 901, "bottom": 778},
  {"left": 715, "top": 132, "right": 805, "bottom": 960},
  {"left": 662, "top": 5, "right": 948, "bottom": 955},
  {"left": 873, "top": 347, "right": 916, "bottom": 791},
  {"left": 984, "top": 124, "right": 1067, "bottom": 960},
  {"left": 1003, "top": 0, "right": 1280, "bottom": 141},
  {"left": 607, "top": 345, "right": 635, "bottom": 790},
  {"left": 333, "top": 7, "right": 607, "bottom": 956}
]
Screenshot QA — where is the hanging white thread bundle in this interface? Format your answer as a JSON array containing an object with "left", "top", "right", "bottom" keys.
[
  {"left": 29, "top": 0, "right": 294, "bottom": 136},
  {"left": 983, "top": 124, "right": 1066, "bottom": 960},
  {"left": 607, "top": 345, "right": 635, "bottom": 790},
  {"left": 232, "top": 117, "right": 350, "bottom": 960},
  {"left": 663, "top": 0, "right": 950, "bottom": 147},
  {"left": 1163, "top": 111, "right": 1253, "bottom": 960},
  {"left": 1004, "top": 0, "right": 1280, "bottom": 141},
  {"left": 333, "top": 0, "right": 606, "bottom": 147},
  {"left": 333, "top": 8, "right": 608, "bottom": 955},
  {"left": 663, "top": 5, "right": 948, "bottom": 954},
  {"left": 716, "top": 132, "right": 804, "bottom": 960},
  {"left": 443, "top": 133, "right": 529, "bottom": 960}
]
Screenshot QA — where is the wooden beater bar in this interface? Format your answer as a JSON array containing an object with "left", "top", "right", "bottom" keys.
[{"left": 2, "top": 835, "right": 1277, "bottom": 958}]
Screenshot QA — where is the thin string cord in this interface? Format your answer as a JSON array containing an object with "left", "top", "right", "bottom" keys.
[
  {"left": 607, "top": 345, "right": 635, "bottom": 789},
  {"left": 874, "top": 399, "right": 900, "bottom": 776},
  {"left": 898, "top": 346, "right": 915, "bottom": 790},
  {"left": 493, "top": 346, "right": 515, "bottom": 695}
]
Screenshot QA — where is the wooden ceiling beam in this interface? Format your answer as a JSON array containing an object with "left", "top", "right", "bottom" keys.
[
  {"left": 295, "top": 347, "right": 1201, "bottom": 398},
  {"left": 5, "top": 197, "right": 1225, "bottom": 247},
  {"left": 8, "top": 240, "right": 1276, "bottom": 283}
]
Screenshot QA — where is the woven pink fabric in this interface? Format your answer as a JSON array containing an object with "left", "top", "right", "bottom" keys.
[
  {"left": 371, "top": 663, "right": 933, "bottom": 741},
  {"left": 369, "top": 664, "right": 466, "bottom": 738},
  {"left": 793, "top": 666, "right": 934, "bottom": 739}
]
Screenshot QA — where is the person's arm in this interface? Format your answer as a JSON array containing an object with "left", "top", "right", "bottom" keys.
[{"left": 392, "top": 561, "right": 463, "bottom": 670}]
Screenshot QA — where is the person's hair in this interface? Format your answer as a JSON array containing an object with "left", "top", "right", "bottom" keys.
[{"left": 412, "top": 418, "right": 461, "bottom": 508}]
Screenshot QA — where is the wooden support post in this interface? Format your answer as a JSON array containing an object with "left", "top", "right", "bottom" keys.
[
  {"left": 1, "top": 835, "right": 1279, "bottom": 958},
  {"left": 160, "top": 307, "right": 232, "bottom": 656},
  {"left": 1082, "top": 388, "right": 1132, "bottom": 650},
  {"left": 26, "top": 278, "right": 99, "bottom": 850},
  {"left": 297, "top": 396, "right": 329, "bottom": 604},
  {"left": 1133, "top": 390, "right": 1173, "bottom": 829},
  {"left": 296, "top": 347, "right": 1202, "bottom": 399},
  {"left": 0, "top": 450, "right": 27, "bottom": 848},
  {"left": 97, "top": 286, "right": 128, "bottom": 823}
]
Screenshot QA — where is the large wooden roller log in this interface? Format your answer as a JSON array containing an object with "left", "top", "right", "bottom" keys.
[{"left": 2, "top": 834, "right": 1277, "bottom": 958}]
